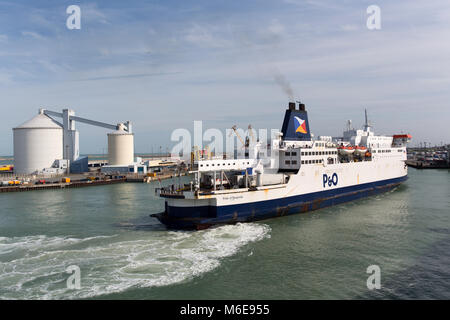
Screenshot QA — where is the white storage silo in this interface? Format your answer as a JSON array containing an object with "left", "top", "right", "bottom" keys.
[
  {"left": 107, "top": 129, "right": 134, "bottom": 166},
  {"left": 13, "top": 113, "right": 63, "bottom": 174}
]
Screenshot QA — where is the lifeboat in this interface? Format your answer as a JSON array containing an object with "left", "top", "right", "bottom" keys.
[
  {"left": 354, "top": 146, "right": 367, "bottom": 156},
  {"left": 337, "top": 146, "right": 355, "bottom": 155}
]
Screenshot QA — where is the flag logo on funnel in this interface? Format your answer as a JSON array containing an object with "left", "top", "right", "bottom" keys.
[{"left": 294, "top": 116, "right": 307, "bottom": 134}]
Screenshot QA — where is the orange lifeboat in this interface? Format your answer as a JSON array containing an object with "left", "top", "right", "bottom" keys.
[
  {"left": 337, "top": 145, "right": 355, "bottom": 155},
  {"left": 354, "top": 146, "right": 367, "bottom": 156}
]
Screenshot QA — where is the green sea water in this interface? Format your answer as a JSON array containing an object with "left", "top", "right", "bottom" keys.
[{"left": 0, "top": 168, "right": 448, "bottom": 299}]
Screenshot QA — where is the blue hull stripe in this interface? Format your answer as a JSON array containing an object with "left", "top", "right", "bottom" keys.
[{"left": 156, "top": 175, "right": 408, "bottom": 229}]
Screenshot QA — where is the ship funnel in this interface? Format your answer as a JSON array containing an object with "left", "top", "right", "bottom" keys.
[{"left": 281, "top": 102, "right": 311, "bottom": 141}]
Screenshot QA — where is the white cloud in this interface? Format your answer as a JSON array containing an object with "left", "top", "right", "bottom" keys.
[
  {"left": 184, "top": 23, "right": 230, "bottom": 48},
  {"left": 340, "top": 24, "right": 358, "bottom": 31},
  {"left": 0, "top": 72, "right": 13, "bottom": 85},
  {"left": 267, "top": 20, "right": 285, "bottom": 36},
  {"left": 82, "top": 3, "right": 109, "bottom": 24},
  {"left": 21, "top": 31, "right": 45, "bottom": 40}
]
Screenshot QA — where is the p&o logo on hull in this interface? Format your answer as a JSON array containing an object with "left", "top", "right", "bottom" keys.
[{"left": 323, "top": 173, "right": 338, "bottom": 188}]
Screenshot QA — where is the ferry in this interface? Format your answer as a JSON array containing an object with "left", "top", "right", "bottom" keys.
[{"left": 152, "top": 102, "right": 411, "bottom": 229}]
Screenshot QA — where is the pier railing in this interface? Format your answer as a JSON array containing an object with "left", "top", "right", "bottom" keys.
[
  {"left": 0, "top": 173, "right": 64, "bottom": 181},
  {"left": 156, "top": 183, "right": 191, "bottom": 197}
]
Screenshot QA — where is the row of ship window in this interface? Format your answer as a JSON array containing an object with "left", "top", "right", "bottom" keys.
[
  {"left": 375, "top": 149, "right": 392, "bottom": 153},
  {"left": 315, "top": 143, "right": 327, "bottom": 147},
  {"left": 300, "top": 151, "right": 337, "bottom": 156},
  {"left": 285, "top": 159, "right": 323, "bottom": 165},
  {"left": 374, "top": 149, "right": 403, "bottom": 153},
  {"left": 285, "top": 151, "right": 337, "bottom": 156},
  {"left": 199, "top": 161, "right": 251, "bottom": 168}
]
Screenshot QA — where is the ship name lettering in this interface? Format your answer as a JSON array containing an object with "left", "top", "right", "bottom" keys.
[{"left": 223, "top": 196, "right": 243, "bottom": 200}]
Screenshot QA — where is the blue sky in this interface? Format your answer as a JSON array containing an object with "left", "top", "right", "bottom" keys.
[{"left": 0, "top": 0, "right": 449, "bottom": 155}]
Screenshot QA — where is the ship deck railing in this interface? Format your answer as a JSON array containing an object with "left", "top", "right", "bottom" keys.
[{"left": 158, "top": 183, "right": 288, "bottom": 200}]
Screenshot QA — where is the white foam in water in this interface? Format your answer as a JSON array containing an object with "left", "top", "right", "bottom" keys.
[{"left": 0, "top": 223, "right": 271, "bottom": 299}]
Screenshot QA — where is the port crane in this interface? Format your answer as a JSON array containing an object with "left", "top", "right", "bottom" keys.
[
  {"left": 230, "top": 124, "right": 257, "bottom": 147},
  {"left": 248, "top": 124, "right": 256, "bottom": 144},
  {"left": 230, "top": 125, "right": 246, "bottom": 147}
]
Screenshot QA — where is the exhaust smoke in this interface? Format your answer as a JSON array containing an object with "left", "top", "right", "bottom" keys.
[{"left": 272, "top": 72, "right": 294, "bottom": 101}]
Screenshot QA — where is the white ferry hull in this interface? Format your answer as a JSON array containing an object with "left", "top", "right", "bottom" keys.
[{"left": 154, "top": 160, "right": 408, "bottom": 229}]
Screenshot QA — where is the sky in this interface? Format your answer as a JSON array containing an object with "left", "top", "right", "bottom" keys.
[{"left": 0, "top": 0, "right": 449, "bottom": 155}]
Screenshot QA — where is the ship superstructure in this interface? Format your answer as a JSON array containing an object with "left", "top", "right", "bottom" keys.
[{"left": 153, "top": 102, "right": 411, "bottom": 229}]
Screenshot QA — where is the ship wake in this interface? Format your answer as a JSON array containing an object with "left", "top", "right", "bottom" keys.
[{"left": 0, "top": 223, "right": 270, "bottom": 299}]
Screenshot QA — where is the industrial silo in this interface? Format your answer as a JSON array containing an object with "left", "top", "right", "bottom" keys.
[
  {"left": 107, "top": 128, "right": 134, "bottom": 166},
  {"left": 13, "top": 112, "right": 63, "bottom": 174}
]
